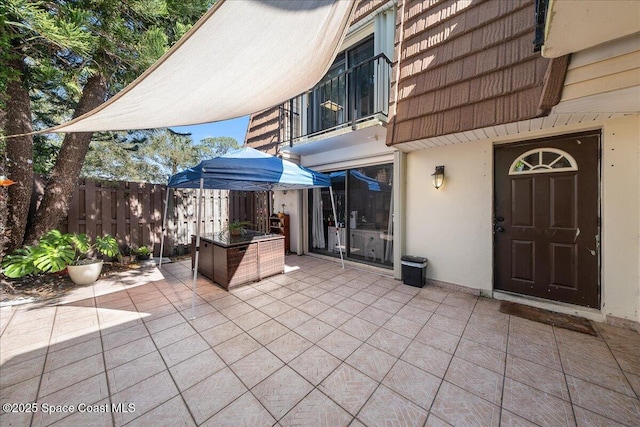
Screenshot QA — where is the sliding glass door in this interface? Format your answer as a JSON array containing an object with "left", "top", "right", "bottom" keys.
[{"left": 309, "top": 163, "right": 393, "bottom": 267}]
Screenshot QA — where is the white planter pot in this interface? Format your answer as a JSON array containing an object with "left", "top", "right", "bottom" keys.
[{"left": 67, "top": 261, "right": 103, "bottom": 285}]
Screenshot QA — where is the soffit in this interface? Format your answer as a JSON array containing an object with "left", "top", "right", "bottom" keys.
[{"left": 392, "top": 112, "right": 631, "bottom": 152}]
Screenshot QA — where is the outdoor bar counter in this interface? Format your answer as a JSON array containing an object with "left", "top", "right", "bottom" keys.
[{"left": 191, "top": 231, "right": 284, "bottom": 289}]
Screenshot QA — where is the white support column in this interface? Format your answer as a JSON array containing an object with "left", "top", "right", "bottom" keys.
[
  {"left": 191, "top": 178, "right": 204, "bottom": 320},
  {"left": 158, "top": 188, "right": 171, "bottom": 267},
  {"left": 393, "top": 150, "right": 406, "bottom": 279}
]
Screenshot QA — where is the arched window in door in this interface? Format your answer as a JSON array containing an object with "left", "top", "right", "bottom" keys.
[{"left": 509, "top": 148, "right": 578, "bottom": 175}]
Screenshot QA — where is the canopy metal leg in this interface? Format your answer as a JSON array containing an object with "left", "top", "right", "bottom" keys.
[
  {"left": 329, "top": 186, "right": 344, "bottom": 268},
  {"left": 158, "top": 188, "right": 170, "bottom": 268},
  {"left": 191, "top": 178, "right": 204, "bottom": 320}
]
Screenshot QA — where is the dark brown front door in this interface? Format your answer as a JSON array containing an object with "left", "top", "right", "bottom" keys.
[{"left": 494, "top": 132, "right": 600, "bottom": 308}]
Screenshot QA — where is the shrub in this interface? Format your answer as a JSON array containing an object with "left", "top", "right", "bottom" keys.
[
  {"left": 134, "top": 246, "right": 151, "bottom": 256},
  {"left": 1, "top": 231, "right": 120, "bottom": 278}
]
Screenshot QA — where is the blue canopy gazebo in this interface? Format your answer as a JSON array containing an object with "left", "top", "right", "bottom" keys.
[
  {"left": 160, "top": 147, "right": 343, "bottom": 318},
  {"left": 167, "top": 146, "right": 333, "bottom": 191}
]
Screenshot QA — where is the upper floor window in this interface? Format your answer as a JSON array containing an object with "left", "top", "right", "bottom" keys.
[
  {"left": 312, "top": 36, "right": 378, "bottom": 132},
  {"left": 326, "top": 36, "right": 374, "bottom": 77}
]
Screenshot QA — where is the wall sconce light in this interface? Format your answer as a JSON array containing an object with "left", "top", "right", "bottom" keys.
[{"left": 431, "top": 166, "right": 445, "bottom": 189}]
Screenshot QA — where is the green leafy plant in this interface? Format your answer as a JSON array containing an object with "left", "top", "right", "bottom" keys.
[
  {"left": 32, "top": 230, "right": 75, "bottom": 272},
  {"left": 64, "top": 233, "right": 119, "bottom": 264},
  {"left": 1, "top": 231, "right": 120, "bottom": 278},
  {"left": 134, "top": 246, "right": 151, "bottom": 256},
  {"left": 133, "top": 245, "right": 152, "bottom": 260},
  {"left": 221, "top": 221, "right": 251, "bottom": 237},
  {"left": 2, "top": 247, "right": 39, "bottom": 278}
]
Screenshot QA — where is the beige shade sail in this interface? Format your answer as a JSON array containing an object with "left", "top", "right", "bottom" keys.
[{"left": 45, "top": 0, "right": 356, "bottom": 134}]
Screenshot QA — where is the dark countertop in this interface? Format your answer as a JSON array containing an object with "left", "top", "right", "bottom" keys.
[{"left": 194, "top": 230, "right": 284, "bottom": 248}]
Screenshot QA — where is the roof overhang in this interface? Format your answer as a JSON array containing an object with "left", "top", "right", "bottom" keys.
[{"left": 542, "top": 0, "right": 640, "bottom": 58}]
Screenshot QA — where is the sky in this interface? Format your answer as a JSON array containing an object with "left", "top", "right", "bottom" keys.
[{"left": 170, "top": 116, "right": 250, "bottom": 145}]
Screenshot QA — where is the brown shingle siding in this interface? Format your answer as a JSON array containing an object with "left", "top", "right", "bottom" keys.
[
  {"left": 248, "top": 121, "right": 279, "bottom": 139},
  {"left": 535, "top": 55, "right": 549, "bottom": 82},
  {"left": 473, "top": 98, "right": 497, "bottom": 128},
  {"left": 397, "top": 99, "right": 410, "bottom": 121},
  {"left": 512, "top": 61, "right": 537, "bottom": 91},
  {"left": 500, "top": 33, "right": 539, "bottom": 67},
  {"left": 437, "top": 87, "right": 451, "bottom": 111},
  {"left": 461, "top": 55, "right": 477, "bottom": 80},
  {"left": 406, "top": 1, "right": 424, "bottom": 21},
  {"left": 471, "top": 0, "right": 501, "bottom": 24},
  {"left": 496, "top": 93, "right": 519, "bottom": 123},
  {"left": 476, "top": 47, "right": 499, "bottom": 74},
  {"left": 452, "top": 33, "right": 473, "bottom": 59},
  {"left": 459, "top": 104, "right": 475, "bottom": 130},
  {"left": 418, "top": 91, "right": 437, "bottom": 115},
  {"left": 246, "top": 108, "right": 279, "bottom": 132},
  {"left": 246, "top": 120, "right": 278, "bottom": 138},
  {"left": 387, "top": 0, "right": 565, "bottom": 145},
  {"left": 417, "top": 115, "right": 438, "bottom": 139},
  {"left": 449, "top": 80, "right": 470, "bottom": 106},
  {"left": 396, "top": 120, "right": 414, "bottom": 142},
  {"left": 417, "top": 65, "right": 444, "bottom": 92},
  {"left": 408, "top": 96, "right": 422, "bottom": 118},
  {"left": 479, "top": 72, "right": 503, "bottom": 100},
  {"left": 353, "top": 0, "right": 391, "bottom": 24},
  {"left": 441, "top": 108, "right": 461, "bottom": 135},
  {"left": 509, "top": 2, "right": 535, "bottom": 30},
  {"left": 517, "top": 86, "right": 541, "bottom": 117},
  {"left": 445, "top": 61, "right": 463, "bottom": 85},
  {"left": 245, "top": 106, "right": 280, "bottom": 153},
  {"left": 403, "top": 1, "right": 533, "bottom": 65},
  {"left": 537, "top": 56, "right": 570, "bottom": 114},
  {"left": 439, "top": 36, "right": 455, "bottom": 63}
]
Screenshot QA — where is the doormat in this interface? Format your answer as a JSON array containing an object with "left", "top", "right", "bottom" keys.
[{"left": 499, "top": 301, "right": 598, "bottom": 336}]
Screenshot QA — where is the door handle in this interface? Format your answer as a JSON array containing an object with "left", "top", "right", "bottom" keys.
[{"left": 495, "top": 226, "right": 505, "bottom": 233}]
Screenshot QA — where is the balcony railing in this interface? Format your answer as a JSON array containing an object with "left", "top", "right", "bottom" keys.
[{"left": 281, "top": 53, "right": 392, "bottom": 145}]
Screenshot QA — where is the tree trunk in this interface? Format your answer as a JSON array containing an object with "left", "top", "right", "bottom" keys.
[
  {"left": 0, "top": 96, "right": 8, "bottom": 262},
  {"left": 24, "top": 74, "right": 107, "bottom": 245},
  {"left": 4, "top": 57, "right": 34, "bottom": 254}
]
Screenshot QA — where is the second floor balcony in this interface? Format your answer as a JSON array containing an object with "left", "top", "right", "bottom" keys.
[{"left": 281, "top": 53, "right": 392, "bottom": 147}]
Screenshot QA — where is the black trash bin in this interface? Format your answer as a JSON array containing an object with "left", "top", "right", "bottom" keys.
[{"left": 401, "top": 256, "right": 428, "bottom": 287}]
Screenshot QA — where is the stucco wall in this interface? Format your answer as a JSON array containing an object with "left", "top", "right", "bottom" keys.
[
  {"left": 601, "top": 115, "right": 640, "bottom": 323},
  {"left": 404, "top": 116, "right": 640, "bottom": 324},
  {"left": 405, "top": 140, "right": 494, "bottom": 292},
  {"left": 272, "top": 191, "right": 302, "bottom": 254}
]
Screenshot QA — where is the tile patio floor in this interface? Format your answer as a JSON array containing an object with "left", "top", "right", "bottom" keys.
[{"left": 1, "top": 255, "right": 639, "bottom": 426}]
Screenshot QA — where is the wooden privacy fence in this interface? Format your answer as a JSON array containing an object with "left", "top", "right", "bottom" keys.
[
  {"left": 62, "top": 179, "right": 271, "bottom": 257},
  {"left": 228, "top": 190, "right": 270, "bottom": 233},
  {"left": 173, "top": 190, "right": 270, "bottom": 253},
  {"left": 165, "top": 187, "right": 230, "bottom": 256}
]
